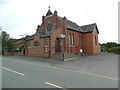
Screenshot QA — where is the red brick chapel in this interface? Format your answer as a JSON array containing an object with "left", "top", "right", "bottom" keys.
[{"left": 15, "top": 8, "right": 100, "bottom": 57}]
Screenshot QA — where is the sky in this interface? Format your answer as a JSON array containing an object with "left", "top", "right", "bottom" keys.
[{"left": 0, "top": 0, "right": 119, "bottom": 44}]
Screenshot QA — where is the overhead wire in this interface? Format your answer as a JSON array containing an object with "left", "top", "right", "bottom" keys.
[{"left": 81, "top": 0, "right": 93, "bottom": 23}]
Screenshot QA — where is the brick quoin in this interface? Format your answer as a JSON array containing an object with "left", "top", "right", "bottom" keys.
[{"left": 14, "top": 8, "right": 100, "bottom": 57}]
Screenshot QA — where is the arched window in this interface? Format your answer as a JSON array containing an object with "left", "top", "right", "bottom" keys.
[{"left": 34, "top": 41, "right": 40, "bottom": 46}]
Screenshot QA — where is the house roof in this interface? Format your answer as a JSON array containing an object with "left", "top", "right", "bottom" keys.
[
  {"left": 67, "top": 20, "right": 83, "bottom": 33},
  {"left": 37, "top": 32, "right": 50, "bottom": 38},
  {"left": 57, "top": 16, "right": 99, "bottom": 34},
  {"left": 57, "top": 16, "right": 83, "bottom": 33},
  {"left": 28, "top": 32, "right": 50, "bottom": 40},
  {"left": 80, "top": 23, "right": 99, "bottom": 34}
]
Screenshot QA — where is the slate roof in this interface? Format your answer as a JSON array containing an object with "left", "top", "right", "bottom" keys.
[
  {"left": 80, "top": 23, "right": 99, "bottom": 34},
  {"left": 57, "top": 16, "right": 100, "bottom": 34},
  {"left": 67, "top": 20, "right": 83, "bottom": 33},
  {"left": 21, "top": 32, "right": 50, "bottom": 41},
  {"left": 29, "top": 35, "right": 34, "bottom": 40},
  {"left": 37, "top": 32, "right": 50, "bottom": 38},
  {"left": 44, "top": 9, "right": 99, "bottom": 34}
]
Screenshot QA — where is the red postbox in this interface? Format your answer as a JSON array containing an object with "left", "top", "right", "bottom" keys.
[{"left": 76, "top": 46, "right": 83, "bottom": 55}]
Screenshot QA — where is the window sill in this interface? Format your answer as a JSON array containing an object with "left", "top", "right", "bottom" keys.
[{"left": 69, "top": 45, "right": 75, "bottom": 47}]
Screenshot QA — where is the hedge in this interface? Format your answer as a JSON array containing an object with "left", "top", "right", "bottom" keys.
[{"left": 109, "top": 47, "right": 120, "bottom": 54}]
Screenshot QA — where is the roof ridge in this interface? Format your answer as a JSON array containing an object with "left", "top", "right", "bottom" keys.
[{"left": 80, "top": 23, "right": 96, "bottom": 27}]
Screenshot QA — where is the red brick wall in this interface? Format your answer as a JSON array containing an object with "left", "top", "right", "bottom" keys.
[
  {"left": 37, "top": 14, "right": 64, "bottom": 34},
  {"left": 67, "top": 30, "right": 83, "bottom": 53},
  {"left": 67, "top": 28, "right": 100, "bottom": 55},
  {"left": 82, "top": 32, "right": 94, "bottom": 54},
  {"left": 92, "top": 28, "right": 100, "bottom": 54},
  {"left": 14, "top": 39, "right": 24, "bottom": 47},
  {"left": 28, "top": 13, "right": 67, "bottom": 57},
  {"left": 4, "top": 51, "right": 24, "bottom": 56},
  {"left": 28, "top": 34, "right": 49, "bottom": 57},
  {"left": 82, "top": 27, "right": 100, "bottom": 54},
  {"left": 50, "top": 28, "right": 65, "bottom": 56}
]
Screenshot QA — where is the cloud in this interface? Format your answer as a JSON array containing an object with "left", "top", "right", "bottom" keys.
[{"left": 0, "top": 0, "right": 119, "bottom": 43}]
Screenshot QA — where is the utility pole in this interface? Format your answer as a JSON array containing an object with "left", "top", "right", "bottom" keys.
[
  {"left": 19, "top": 34, "right": 27, "bottom": 56},
  {"left": 0, "top": 27, "right": 2, "bottom": 55}
]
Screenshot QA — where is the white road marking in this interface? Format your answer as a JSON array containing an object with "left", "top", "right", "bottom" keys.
[
  {"left": 2, "top": 67, "right": 24, "bottom": 76},
  {"left": 76, "top": 71, "right": 118, "bottom": 81},
  {"left": 45, "top": 82, "right": 64, "bottom": 89},
  {"left": 3, "top": 59, "right": 118, "bottom": 80}
]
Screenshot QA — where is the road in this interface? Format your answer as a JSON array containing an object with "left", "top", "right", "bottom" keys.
[{"left": 2, "top": 56, "right": 118, "bottom": 88}]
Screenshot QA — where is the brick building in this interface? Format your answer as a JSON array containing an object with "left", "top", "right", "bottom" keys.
[{"left": 15, "top": 8, "right": 100, "bottom": 57}]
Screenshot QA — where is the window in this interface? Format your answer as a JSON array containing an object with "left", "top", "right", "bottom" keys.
[
  {"left": 45, "top": 38, "right": 48, "bottom": 45},
  {"left": 28, "top": 41, "right": 30, "bottom": 47},
  {"left": 95, "top": 36, "right": 97, "bottom": 46},
  {"left": 69, "top": 34, "right": 71, "bottom": 45},
  {"left": 78, "top": 36, "right": 81, "bottom": 46},
  {"left": 72, "top": 34, "right": 74, "bottom": 45},
  {"left": 34, "top": 41, "right": 40, "bottom": 46},
  {"left": 47, "top": 24, "right": 52, "bottom": 31}
]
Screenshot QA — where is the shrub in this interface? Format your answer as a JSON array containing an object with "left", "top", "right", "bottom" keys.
[{"left": 109, "top": 47, "right": 120, "bottom": 54}]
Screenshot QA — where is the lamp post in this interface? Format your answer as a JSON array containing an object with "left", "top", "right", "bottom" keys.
[
  {"left": 0, "top": 27, "right": 2, "bottom": 55},
  {"left": 49, "top": 37, "right": 51, "bottom": 58}
]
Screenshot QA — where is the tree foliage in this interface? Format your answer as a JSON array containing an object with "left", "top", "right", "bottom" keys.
[
  {"left": 101, "top": 42, "right": 120, "bottom": 54},
  {"left": 109, "top": 47, "right": 120, "bottom": 54},
  {"left": 2, "top": 31, "right": 16, "bottom": 54},
  {"left": 2, "top": 31, "right": 9, "bottom": 48},
  {"left": 7, "top": 39, "right": 16, "bottom": 52},
  {"left": 101, "top": 42, "right": 120, "bottom": 52},
  {"left": 21, "top": 35, "right": 30, "bottom": 49}
]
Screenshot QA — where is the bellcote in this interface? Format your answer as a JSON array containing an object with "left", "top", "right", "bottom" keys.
[{"left": 46, "top": 6, "right": 53, "bottom": 16}]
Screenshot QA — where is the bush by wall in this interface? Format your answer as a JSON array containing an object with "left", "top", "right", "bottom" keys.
[{"left": 109, "top": 47, "right": 120, "bottom": 54}]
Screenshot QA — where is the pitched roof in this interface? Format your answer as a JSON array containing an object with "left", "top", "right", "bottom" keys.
[
  {"left": 28, "top": 32, "right": 50, "bottom": 40},
  {"left": 37, "top": 32, "right": 50, "bottom": 38},
  {"left": 57, "top": 16, "right": 83, "bottom": 33},
  {"left": 67, "top": 20, "right": 83, "bottom": 33},
  {"left": 80, "top": 23, "right": 99, "bottom": 34},
  {"left": 44, "top": 10, "right": 99, "bottom": 34},
  {"left": 29, "top": 35, "right": 34, "bottom": 40},
  {"left": 57, "top": 16, "right": 100, "bottom": 33}
]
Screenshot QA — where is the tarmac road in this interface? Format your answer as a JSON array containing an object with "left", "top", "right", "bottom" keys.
[{"left": 2, "top": 55, "right": 118, "bottom": 88}]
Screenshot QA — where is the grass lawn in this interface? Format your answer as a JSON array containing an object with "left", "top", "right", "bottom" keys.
[{"left": 101, "top": 52, "right": 115, "bottom": 55}]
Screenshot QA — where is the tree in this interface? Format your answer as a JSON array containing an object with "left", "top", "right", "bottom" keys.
[
  {"left": 101, "top": 42, "right": 120, "bottom": 52},
  {"left": 7, "top": 39, "right": 16, "bottom": 52},
  {"left": 109, "top": 47, "right": 120, "bottom": 54},
  {"left": 20, "top": 35, "right": 30, "bottom": 56},
  {"left": 2, "top": 31, "right": 10, "bottom": 54},
  {"left": 2, "top": 31, "right": 16, "bottom": 55}
]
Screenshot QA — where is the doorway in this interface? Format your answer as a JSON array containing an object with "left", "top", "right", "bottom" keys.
[{"left": 55, "top": 38, "right": 60, "bottom": 53}]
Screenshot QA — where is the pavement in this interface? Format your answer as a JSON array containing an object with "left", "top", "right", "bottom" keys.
[{"left": 2, "top": 54, "right": 118, "bottom": 88}]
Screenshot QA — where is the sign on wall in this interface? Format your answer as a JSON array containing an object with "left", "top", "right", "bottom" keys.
[{"left": 59, "top": 34, "right": 66, "bottom": 39}]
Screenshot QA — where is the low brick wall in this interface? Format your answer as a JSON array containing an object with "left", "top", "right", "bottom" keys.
[
  {"left": 51, "top": 52, "right": 79, "bottom": 61},
  {"left": 4, "top": 52, "right": 24, "bottom": 56}
]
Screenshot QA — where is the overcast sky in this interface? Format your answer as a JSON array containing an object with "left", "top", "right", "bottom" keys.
[{"left": 0, "top": 0, "right": 119, "bottom": 44}]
